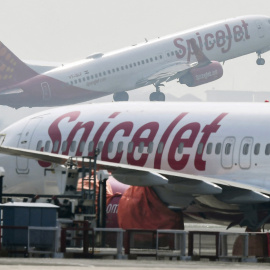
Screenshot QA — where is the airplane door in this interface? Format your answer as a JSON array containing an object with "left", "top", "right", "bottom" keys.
[
  {"left": 221, "top": 137, "right": 235, "bottom": 169},
  {"left": 41, "top": 82, "right": 51, "bottom": 101},
  {"left": 239, "top": 137, "right": 253, "bottom": 169},
  {"left": 255, "top": 20, "right": 264, "bottom": 38},
  {"left": 16, "top": 117, "right": 42, "bottom": 174}
]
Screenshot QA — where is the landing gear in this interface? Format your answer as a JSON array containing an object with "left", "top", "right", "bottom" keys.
[
  {"left": 113, "top": 91, "right": 129, "bottom": 101},
  {"left": 256, "top": 53, "right": 265, "bottom": 65},
  {"left": 149, "top": 84, "right": 165, "bottom": 101}
]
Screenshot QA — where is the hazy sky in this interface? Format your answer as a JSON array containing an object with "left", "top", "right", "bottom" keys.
[{"left": 1, "top": 0, "right": 270, "bottom": 129}]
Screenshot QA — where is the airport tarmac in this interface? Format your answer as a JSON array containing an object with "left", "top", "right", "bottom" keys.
[{"left": 0, "top": 258, "right": 270, "bottom": 270}]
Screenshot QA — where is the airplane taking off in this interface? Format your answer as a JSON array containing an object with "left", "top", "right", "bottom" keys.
[
  {"left": 2, "top": 102, "right": 270, "bottom": 230},
  {"left": 0, "top": 15, "right": 270, "bottom": 108}
]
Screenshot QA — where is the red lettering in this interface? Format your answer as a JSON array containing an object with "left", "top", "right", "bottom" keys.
[
  {"left": 233, "top": 25, "right": 244, "bottom": 42},
  {"left": 221, "top": 24, "right": 232, "bottom": 53},
  {"left": 154, "top": 113, "right": 187, "bottom": 169},
  {"left": 241, "top": 20, "right": 250, "bottom": 40},
  {"left": 127, "top": 122, "right": 159, "bottom": 166},
  {"left": 216, "top": 30, "right": 226, "bottom": 47},
  {"left": 205, "top": 33, "right": 215, "bottom": 50},
  {"left": 194, "top": 113, "right": 227, "bottom": 171},
  {"left": 168, "top": 123, "right": 200, "bottom": 170},
  {"left": 174, "top": 38, "right": 187, "bottom": 59},
  {"left": 196, "top": 32, "right": 203, "bottom": 50},
  {"left": 101, "top": 122, "right": 133, "bottom": 162}
]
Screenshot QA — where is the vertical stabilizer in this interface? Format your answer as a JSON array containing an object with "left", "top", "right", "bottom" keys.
[{"left": 0, "top": 42, "right": 38, "bottom": 91}]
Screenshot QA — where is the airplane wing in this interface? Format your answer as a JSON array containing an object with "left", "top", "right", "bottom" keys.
[
  {"left": 136, "top": 39, "right": 211, "bottom": 87},
  {"left": 0, "top": 145, "right": 269, "bottom": 205}
]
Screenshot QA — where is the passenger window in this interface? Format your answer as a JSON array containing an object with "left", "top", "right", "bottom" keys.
[
  {"left": 108, "top": 141, "right": 113, "bottom": 153},
  {"left": 95, "top": 74, "right": 98, "bottom": 78},
  {"left": 242, "top": 143, "right": 249, "bottom": 155},
  {"left": 116, "top": 68, "right": 119, "bottom": 72},
  {"left": 128, "top": 142, "right": 134, "bottom": 153},
  {"left": 78, "top": 79, "right": 81, "bottom": 83},
  {"left": 125, "top": 65, "right": 128, "bottom": 69},
  {"left": 167, "top": 52, "right": 170, "bottom": 57},
  {"left": 129, "top": 64, "right": 132, "bottom": 68},
  {"left": 97, "top": 141, "right": 103, "bottom": 152},
  {"left": 62, "top": 141, "right": 67, "bottom": 152},
  {"left": 178, "top": 142, "right": 184, "bottom": 154},
  {"left": 137, "top": 61, "right": 141, "bottom": 66},
  {"left": 148, "top": 142, "right": 153, "bottom": 154},
  {"left": 155, "top": 56, "right": 158, "bottom": 61},
  {"left": 107, "top": 70, "right": 111, "bottom": 74},
  {"left": 86, "top": 76, "right": 90, "bottom": 80},
  {"left": 117, "top": 142, "right": 123, "bottom": 153},
  {"left": 215, "top": 143, "right": 221, "bottom": 155},
  {"left": 150, "top": 58, "right": 153, "bottom": 62},
  {"left": 146, "top": 59, "right": 149, "bottom": 63},
  {"left": 99, "top": 72, "right": 102, "bottom": 77},
  {"left": 121, "top": 66, "right": 124, "bottom": 70},
  {"left": 265, "top": 144, "right": 270, "bottom": 155},
  {"left": 91, "top": 75, "right": 94, "bottom": 79},
  {"left": 45, "top": 141, "right": 51, "bottom": 152},
  {"left": 53, "top": 140, "right": 59, "bottom": 152},
  {"left": 157, "top": 142, "right": 164, "bottom": 154},
  {"left": 225, "top": 143, "right": 231, "bottom": 155},
  {"left": 103, "top": 71, "right": 106, "bottom": 76},
  {"left": 197, "top": 143, "right": 204, "bottom": 155},
  {"left": 254, "top": 143, "right": 260, "bottom": 155},
  {"left": 36, "top": 140, "right": 42, "bottom": 151},
  {"left": 74, "top": 80, "right": 77, "bottom": 84},
  {"left": 206, "top": 143, "right": 212, "bottom": 154},
  {"left": 82, "top": 77, "right": 85, "bottom": 82},
  {"left": 171, "top": 51, "right": 174, "bottom": 56},
  {"left": 133, "top": 63, "right": 137, "bottom": 67},
  {"left": 138, "top": 142, "right": 144, "bottom": 153},
  {"left": 112, "top": 69, "right": 115, "bottom": 73},
  {"left": 141, "top": 60, "right": 145, "bottom": 64},
  {"left": 79, "top": 141, "right": 85, "bottom": 153},
  {"left": 70, "top": 141, "right": 77, "bottom": 152},
  {"left": 88, "top": 141, "right": 94, "bottom": 153}
]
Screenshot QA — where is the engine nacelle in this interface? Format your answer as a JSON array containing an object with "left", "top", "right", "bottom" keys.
[{"left": 179, "top": 61, "right": 223, "bottom": 87}]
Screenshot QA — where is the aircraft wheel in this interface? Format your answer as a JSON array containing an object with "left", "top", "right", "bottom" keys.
[
  {"left": 113, "top": 91, "right": 129, "bottom": 101},
  {"left": 157, "top": 92, "right": 165, "bottom": 101},
  {"left": 256, "top": 58, "right": 265, "bottom": 65},
  {"left": 150, "top": 92, "right": 158, "bottom": 101}
]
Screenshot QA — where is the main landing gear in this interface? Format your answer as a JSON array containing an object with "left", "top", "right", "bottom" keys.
[
  {"left": 256, "top": 52, "right": 265, "bottom": 65},
  {"left": 149, "top": 84, "right": 165, "bottom": 101},
  {"left": 113, "top": 91, "right": 129, "bottom": 101}
]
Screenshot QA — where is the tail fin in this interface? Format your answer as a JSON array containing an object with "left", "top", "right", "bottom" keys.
[{"left": 0, "top": 41, "right": 38, "bottom": 90}]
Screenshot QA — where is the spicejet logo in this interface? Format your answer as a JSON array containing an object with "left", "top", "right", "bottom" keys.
[
  {"left": 39, "top": 111, "right": 228, "bottom": 172},
  {"left": 173, "top": 20, "right": 250, "bottom": 61}
]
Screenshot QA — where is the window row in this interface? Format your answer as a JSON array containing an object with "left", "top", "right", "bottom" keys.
[
  {"left": 36, "top": 140, "right": 270, "bottom": 157},
  {"left": 70, "top": 54, "right": 165, "bottom": 85}
]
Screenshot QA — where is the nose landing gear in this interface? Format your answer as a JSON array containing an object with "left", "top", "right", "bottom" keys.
[
  {"left": 256, "top": 52, "right": 265, "bottom": 65},
  {"left": 149, "top": 84, "right": 165, "bottom": 101}
]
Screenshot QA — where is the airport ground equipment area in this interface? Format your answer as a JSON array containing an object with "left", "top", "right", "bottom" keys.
[{"left": 0, "top": 162, "right": 270, "bottom": 262}]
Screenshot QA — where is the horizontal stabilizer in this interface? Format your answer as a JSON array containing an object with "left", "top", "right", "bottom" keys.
[{"left": 215, "top": 189, "right": 270, "bottom": 204}]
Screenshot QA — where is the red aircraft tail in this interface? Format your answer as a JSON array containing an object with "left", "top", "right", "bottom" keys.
[{"left": 0, "top": 41, "right": 38, "bottom": 91}]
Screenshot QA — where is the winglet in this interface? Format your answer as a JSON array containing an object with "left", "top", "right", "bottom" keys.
[
  {"left": 189, "top": 38, "right": 211, "bottom": 66},
  {"left": 0, "top": 41, "right": 38, "bottom": 91}
]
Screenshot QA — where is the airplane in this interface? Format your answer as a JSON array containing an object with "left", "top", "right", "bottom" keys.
[
  {"left": 1, "top": 101, "right": 270, "bottom": 232},
  {"left": 0, "top": 15, "right": 270, "bottom": 108}
]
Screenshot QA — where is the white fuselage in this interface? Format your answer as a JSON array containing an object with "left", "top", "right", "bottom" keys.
[
  {"left": 1, "top": 102, "right": 270, "bottom": 195},
  {"left": 44, "top": 15, "right": 270, "bottom": 94}
]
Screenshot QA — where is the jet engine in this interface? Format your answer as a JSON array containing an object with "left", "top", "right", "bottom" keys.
[{"left": 179, "top": 61, "right": 223, "bottom": 87}]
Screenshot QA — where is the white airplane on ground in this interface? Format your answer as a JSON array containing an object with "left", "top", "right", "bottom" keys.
[
  {"left": 1, "top": 102, "right": 270, "bottom": 231},
  {"left": 0, "top": 15, "right": 270, "bottom": 108}
]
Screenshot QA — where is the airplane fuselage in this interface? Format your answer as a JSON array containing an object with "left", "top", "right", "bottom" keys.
[
  {"left": 1, "top": 15, "right": 270, "bottom": 107},
  {"left": 1, "top": 102, "right": 270, "bottom": 196}
]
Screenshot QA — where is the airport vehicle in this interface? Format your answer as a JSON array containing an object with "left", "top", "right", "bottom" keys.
[
  {"left": 0, "top": 15, "right": 270, "bottom": 107},
  {"left": 1, "top": 102, "right": 270, "bottom": 231}
]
